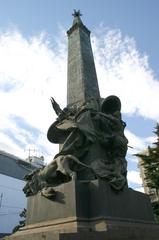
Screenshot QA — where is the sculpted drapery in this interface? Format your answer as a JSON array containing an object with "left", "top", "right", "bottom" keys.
[{"left": 23, "top": 96, "right": 128, "bottom": 198}]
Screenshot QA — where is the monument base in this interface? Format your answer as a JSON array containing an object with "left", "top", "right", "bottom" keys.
[{"left": 6, "top": 180, "right": 159, "bottom": 240}]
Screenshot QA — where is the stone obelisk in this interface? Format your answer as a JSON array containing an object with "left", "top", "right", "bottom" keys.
[{"left": 67, "top": 10, "right": 100, "bottom": 105}]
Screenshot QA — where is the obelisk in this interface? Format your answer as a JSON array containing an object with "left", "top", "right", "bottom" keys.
[{"left": 67, "top": 10, "right": 100, "bottom": 105}]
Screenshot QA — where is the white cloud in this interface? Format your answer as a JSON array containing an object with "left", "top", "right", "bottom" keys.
[
  {"left": 0, "top": 29, "right": 67, "bottom": 162},
  {"left": 134, "top": 187, "right": 144, "bottom": 193},
  {"left": 0, "top": 132, "right": 24, "bottom": 157},
  {"left": 128, "top": 157, "right": 138, "bottom": 163},
  {"left": 125, "top": 129, "right": 146, "bottom": 155},
  {"left": 0, "top": 30, "right": 67, "bottom": 128},
  {"left": 124, "top": 129, "right": 157, "bottom": 157},
  {"left": 92, "top": 28, "right": 159, "bottom": 120},
  {"left": 127, "top": 170, "right": 142, "bottom": 185}
]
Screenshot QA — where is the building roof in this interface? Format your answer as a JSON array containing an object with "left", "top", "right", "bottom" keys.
[{"left": 0, "top": 150, "right": 36, "bottom": 180}]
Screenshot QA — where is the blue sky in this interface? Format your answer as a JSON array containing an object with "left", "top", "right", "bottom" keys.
[{"left": 0, "top": 0, "right": 159, "bottom": 191}]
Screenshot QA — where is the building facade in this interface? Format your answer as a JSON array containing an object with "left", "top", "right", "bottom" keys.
[
  {"left": 138, "top": 153, "right": 159, "bottom": 203},
  {"left": 0, "top": 150, "right": 43, "bottom": 235}
]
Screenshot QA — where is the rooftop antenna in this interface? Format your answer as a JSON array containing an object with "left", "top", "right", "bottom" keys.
[{"left": 25, "top": 147, "right": 37, "bottom": 161}]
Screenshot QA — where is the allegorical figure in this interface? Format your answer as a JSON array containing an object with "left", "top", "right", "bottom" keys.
[{"left": 23, "top": 95, "right": 128, "bottom": 198}]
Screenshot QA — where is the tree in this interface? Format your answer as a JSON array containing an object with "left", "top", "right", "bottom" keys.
[{"left": 136, "top": 123, "right": 159, "bottom": 222}]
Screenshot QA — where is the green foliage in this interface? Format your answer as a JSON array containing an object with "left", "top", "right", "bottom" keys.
[
  {"left": 136, "top": 123, "right": 159, "bottom": 222},
  {"left": 152, "top": 202, "right": 159, "bottom": 222}
]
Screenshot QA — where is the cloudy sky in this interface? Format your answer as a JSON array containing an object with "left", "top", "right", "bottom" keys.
[{"left": 0, "top": 0, "right": 159, "bottom": 191}]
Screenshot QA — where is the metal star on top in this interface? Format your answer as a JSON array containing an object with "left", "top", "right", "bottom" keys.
[{"left": 72, "top": 10, "right": 82, "bottom": 17}]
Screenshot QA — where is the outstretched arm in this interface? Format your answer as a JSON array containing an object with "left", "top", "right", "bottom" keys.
[{"left": 50, "top": 97, "right": 63, "bottom": 116}]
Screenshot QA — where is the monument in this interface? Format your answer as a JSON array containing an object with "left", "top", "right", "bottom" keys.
[{"left": 7, "top": 10, "right": 159, "bottom": 240}]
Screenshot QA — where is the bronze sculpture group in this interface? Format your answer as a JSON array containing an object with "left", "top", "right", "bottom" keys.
[{"left": 23, "top": 95, "right": 128, "bottom": 198}]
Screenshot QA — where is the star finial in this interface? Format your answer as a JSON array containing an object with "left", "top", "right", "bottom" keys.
[{"left": 72, "top": 10, "right": 82, "bottom": 18}]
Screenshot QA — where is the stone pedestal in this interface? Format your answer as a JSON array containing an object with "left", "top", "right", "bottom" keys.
[{"left": 6, "top": 180, "right": 159, "bottom": 240}]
